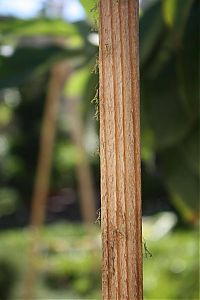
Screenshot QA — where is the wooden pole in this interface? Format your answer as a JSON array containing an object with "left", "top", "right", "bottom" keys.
[
  {"left": 24, "top": 61, "right": 70, "bottom": 300},
  {"left": 99, "top": 1, "right": 143, "bottom": 299},
  {"left": 30, "top": 61, "right": 69, "bottom": 228}
]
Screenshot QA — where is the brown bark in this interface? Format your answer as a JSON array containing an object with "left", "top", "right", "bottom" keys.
[{"left": 99, "top": 1, "right": 143, "bottom": 299}]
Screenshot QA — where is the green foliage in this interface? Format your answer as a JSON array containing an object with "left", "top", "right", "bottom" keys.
[
  {"left": 0, "top": 222, "right": 198, "bottom": 299},
  {"left": 55, "top": 142, "right": 81, "bottom": 169},
  {"left": 0, "top": 18, "right": 77, "bottom": 41},
  {"left": 160, "top": 133, "right": 199, "bottom": 222},
  {"left": 140, "top": 0, "right": 164, "bottom": 67},
  {"left": 141, "top": 60, "right": 191, "bottom": 149},
  {"left": 44, "top": 254, "right": 100, "bottom": 297},
  {"left": 0, "top": 0, "right": 198, "bottom": 222},
  {"left": 0, "top": 188, "right": 18, "bottom": 216},
  {"left": 144, "top": 230, "right": 199, "bottom": 300},
  {"left": 79, "top": 0, "right": 99, "bottom": 30},
  {"left": 0, "top": 260, "right": 17, "bottom": 300},
  {"left": 140, "top": 0, "right": 199, "bottom": 221},
  {"left": 0, "top": 223, "right": 101, "bottom": 299},
  {"left": 0, "top": 104, "right": 12, "bottom": 125},
  {"left": 162, "top": 0, "right": 194, "bottom": 39},
  {"left": 65, "top": 66, "right": 91, "bottom": 98},
  {"left": 0, "top": 46, "right": 85, "bottom": 89},
  {"left": 81, "top": 0, "right": 199, "bottom": 221}
]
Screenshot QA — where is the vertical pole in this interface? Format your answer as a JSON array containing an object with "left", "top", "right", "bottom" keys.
[
  {"left": 24, "top": 61, "right": 69, "bottom": 300},
  {"left": 30, "top": 61, "right": 69, "bottom": 229},
  {"left": 99, "top": 1, "right": 143, "bottom": 299}
]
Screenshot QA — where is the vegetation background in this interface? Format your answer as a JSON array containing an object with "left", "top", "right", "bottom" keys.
[{"left": 0, "top": 0, "right": 199, "bottom": 299}]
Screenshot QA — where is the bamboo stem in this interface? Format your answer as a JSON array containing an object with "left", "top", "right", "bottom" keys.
[{"left": 99, "top": 1, "right": 143, "bottom": 299}]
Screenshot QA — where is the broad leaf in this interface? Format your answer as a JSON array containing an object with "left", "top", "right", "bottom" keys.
[
  {"left": 141, "top": 59, "right": 192, "bottom": 149},
  {"left": 160, "top": 141, "right": 199, "bottom": 223},
  {"left": 179, "top": 125, "right": 199, "bottom": 177},
  {"left": 176, "top": 2, "right": 199, "bottom": 120},
  {"left": 162, "top": 0, "right": 194, "bottom": 43},
  {"left": 140, "top": 0, "right": 165, "bottom": 67}
]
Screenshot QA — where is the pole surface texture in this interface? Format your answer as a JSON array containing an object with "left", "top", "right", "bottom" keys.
[{"left": 99, "top": 1, "right": 143, "bottom": 299}]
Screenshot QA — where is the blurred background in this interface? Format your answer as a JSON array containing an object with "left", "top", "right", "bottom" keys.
[{"left": 0, "top": 0, "right": 199, "bottom": 299}]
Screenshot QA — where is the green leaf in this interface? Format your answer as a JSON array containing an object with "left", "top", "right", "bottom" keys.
[
  {"left": 162, "top": 0, "right": 195, "bottom": 81},
  {"left": 176, "top": 2, "right": 199, "bottom": 120},
  {"left": 0, "top": 104, "right": 12, "bottom": 126},
  {"left": 140, "top": 0, "right": 165, "bottom": 67},
  {"left": 140, "top": 0, "right": 198, "bottom": 155},
  {"left": 160, "top": 143, "right": 199, "bottom": 222},
  {"left": 80, "top": 0, "right": 99, "bottom": 29},
  {"left": 163, "top": 0, "right": 176, "bottom": 26},
  {"left": 141, "top": 59, "right": 192, "bottom": 150},
  {"left": 161, "top": 0, "right": 195, "bottom": 55},
  {"left": 141, "top": 0, "right": 195, "bottom": 77},
  {"left": 140, "top": 90, "right": 155, "bottom": 162},
  {"left": 162, "top": 0, "right": 194, "bottom": 40},
  {"left": 0, "top": 18, "right": 78, "bottom": 40},
  {"left": 65, "top": 66, "right": 90, "bottom": 97},
  {"left": 179, "top": 125, "right": 200, "bottom": 177}
]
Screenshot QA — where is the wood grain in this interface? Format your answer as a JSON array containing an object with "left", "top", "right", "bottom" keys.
[{"left": 99, "top": 1, "right": 143, "bottom": 299}]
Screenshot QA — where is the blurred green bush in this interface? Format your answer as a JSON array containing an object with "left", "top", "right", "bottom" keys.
[
  {"left": 0, "top": 222, "right": 198, "bottom": 299},
  {"left": 0, "top": 260, "right": 17, "bottom": 300}
]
